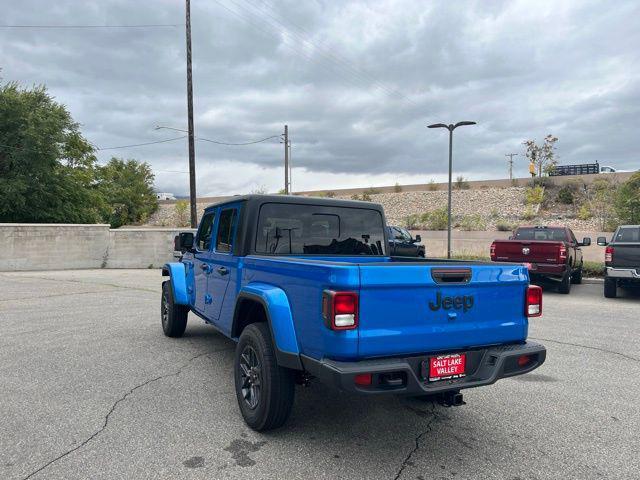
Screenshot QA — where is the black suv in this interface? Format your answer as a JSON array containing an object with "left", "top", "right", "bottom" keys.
[
  {"left": 387, "top": 226, "right": 425, "bottom": 257},
  {"left": 597, "top": 225, "right": 640, "bottom": 298}
]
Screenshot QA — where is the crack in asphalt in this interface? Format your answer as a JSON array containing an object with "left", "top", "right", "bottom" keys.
[
  {"left": 0, "top": 290, "right": 109, "bottom": 303},
  {"left": 529, "top": 336, "right": 640, "bottom": 363},
  {"left": 19, "top": 347, "right": 233, "bottom": 480},
  {"left": 393, "top": 403, "right": 440, "bottom": 480},
  {"left": 0, "top": 273, "right": 158, "bottom": 294}
]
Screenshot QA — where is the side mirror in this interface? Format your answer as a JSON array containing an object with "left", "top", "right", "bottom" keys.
[
  {"left": 596, "top": 236, "right": 608, "bottom": 246},
  {"left": 581, "top": 237, "right": 591, "bottom": 247},
  {"left": 414, "top": 234, "right": 422, "bottom": 243},
  {"left": 175, "top": 232, "right": 194, "bottom": 252}
]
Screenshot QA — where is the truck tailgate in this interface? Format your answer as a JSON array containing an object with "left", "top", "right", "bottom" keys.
[
  {"left": 610, "top": 243, "right": 640, "bottom": 268},
  {"left": 357, "top": 263, "right": 529, "bottom": 358},
  {"left": 493, "top": 240, "right": 562, "bottom": 263}
]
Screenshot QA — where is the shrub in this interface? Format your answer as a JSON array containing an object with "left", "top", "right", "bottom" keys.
[
  {"left": 582, "top": 261, "right": 605, "bottom": 278},
  {"left": 394, "top": 183, "right": 402, "bottom": 193},
  {"left": 532, "top": 177, "right": 554, "bottom": 188},
  {"left": 351, "top": 192, "right": 372, "bottom": 202},
  {"left": 427, "top": 179, "right": 439, "bottom": 191},
  {"left": 459, "top": 214, "right": 487, "bottom": 231},
  {"left": 174, "top": 200, "right": 190, "bottom": 227},
  {"left": 577, "top": 204, "right": 592, "bottom": 220},
  {"left": 525, "top": 186, "right": 544, "bottom": 205},
  {"left": 364, "top": 187, "right": 380, "bottom": 196},
  {"left": 425, "top": 207, "right": 449, "bottom": 230},
  {"left": 557, "top": 185, "right": 575, "bottom": 205},
  {"left": 615, "top": 171, "right": 640, "bottom": 224},
  {"left": 454, "top": 175, "right": 470, "bottom": 190},
  {"left": 522, "top": 206, "right": 536, "bottom": 221},
  {"left": 404, "top": 214, "right": 420, "bottom": 229},
  {"left": 495, "top": 221, "right": 516, "bottom": 232}
]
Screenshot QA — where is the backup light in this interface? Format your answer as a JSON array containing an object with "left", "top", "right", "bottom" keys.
[
  {"left": 322, "top": 290, "right": 358, "bottom": 330},
  {"left": 526, "top": 285, "right": 542, "bottom": 317}
]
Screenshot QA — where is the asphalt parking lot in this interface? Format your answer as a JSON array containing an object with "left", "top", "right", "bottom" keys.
[{"left": 1, "top": 270, "right": 639, "bottom": 480}]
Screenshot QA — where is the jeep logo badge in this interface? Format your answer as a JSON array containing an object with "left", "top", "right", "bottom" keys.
[
  {"left": 522, "top": 247, "right": 530, "bottom": 255},
  {"left": 429, "top": 292, "right": 474, "bottom": 313}
]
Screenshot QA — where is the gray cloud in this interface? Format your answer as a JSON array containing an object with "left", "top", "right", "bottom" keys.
[{"left": 1, "top": 0, "right": 638, "bottom": 196}]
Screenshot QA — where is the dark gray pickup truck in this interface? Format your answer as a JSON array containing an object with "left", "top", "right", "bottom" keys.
[{"left": 597, "top": 226, "right": 640, "bottom": 298}]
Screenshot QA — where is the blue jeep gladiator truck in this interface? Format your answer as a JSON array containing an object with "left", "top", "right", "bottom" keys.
[{"left": 162, "top": 195, "right": 546, "bottom": 431}]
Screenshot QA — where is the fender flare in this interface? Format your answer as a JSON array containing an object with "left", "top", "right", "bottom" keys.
[
  {"left": 233, "top": 283, "right": 302, "bottom": 370},
  {"left": 161, "top": 262, "right": 189, "bottom": 305}
]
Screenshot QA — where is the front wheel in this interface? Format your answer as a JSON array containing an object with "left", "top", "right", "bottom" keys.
[
  {"left": 161, "top": 281, "right": 188, "bottom": 337},
  {"left": 234, "top": 323, "right": 295, "bottom": 431}
]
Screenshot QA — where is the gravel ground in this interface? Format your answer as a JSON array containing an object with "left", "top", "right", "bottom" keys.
[{"left": 1, "top": 270, "right": 638, "bottom": 480}]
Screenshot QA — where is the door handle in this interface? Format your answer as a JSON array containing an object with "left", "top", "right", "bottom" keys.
[{"left": 216, "top": 266, "right": 229, "bottom": 276}]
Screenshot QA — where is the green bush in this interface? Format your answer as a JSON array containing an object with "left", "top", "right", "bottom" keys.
[
  {"left": 615, "top": 171, "right": 640, "bottom": 224},
  {"left": 174, "top": 200, "right": 190, "bottom": 227},
  {"left": 522, "top": 206, "right": 536, "bottom": 221},
  {"left": 577, "top": 204, "right": 592, "bottom": 220},
  {"left": 525, "top": 186, "right": 545, "bottom": 205},
  {"left": 404, "top": 214, "right": 420, "bottom": 229},
  {"left": 425, "top": 207, "right": 449, "bottom": 230},
  {"left": 454, "top": 175, "right": 470, "bottom": 190},
  {"left": 582, "top": 261, "right": 605, "bottom": 277},
  {"left": 427, "top": 179, "right": 439, "bottom": 191},
  {"left": 459, "top": 214, "right": 487, "bottom": 231},
  {"left": 557, "top": 185, "right": 575, "bottom": 204},
  {"left": 495, "top": 221, "right": 516, "bottom": 232}
]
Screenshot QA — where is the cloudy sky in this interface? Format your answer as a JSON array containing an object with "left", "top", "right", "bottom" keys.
[{"left": 1, "top": 0, "right": 638, "bottom": 196}]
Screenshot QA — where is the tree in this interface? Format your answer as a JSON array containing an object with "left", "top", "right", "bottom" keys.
[
  {"left": 615, "top": 172, "right": 640, "bottom": 225},
  {"left": 96, "top": 158, "right": 158, "bottom": 228},
  {"left": 0, "top": 82, "right": 103, "bottom": 223},
  {"left": 588, "top": 178, "right": 618, "bottom": 231},
  {"left": 523, "top": 135, "right": 558, "bottom": 177}
]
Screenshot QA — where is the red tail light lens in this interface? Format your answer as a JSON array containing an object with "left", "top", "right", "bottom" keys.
[
  {"left": 490, "top": 242, "right": 496, "bottom": 260},
  {"left": 526, "top": 285, "right": 542, "bottom": 317},
  {"left": 605, "top": 246, "right": 614, "bottom": 263},
  {"left": 354, "top": 373, "right": 372, "bottom": 386},
  {"left": 322, "top": 290, "right": 359, "bottom": 330},
  {"left": 558, "top": 244, "right": 567, "bottom": 262}
]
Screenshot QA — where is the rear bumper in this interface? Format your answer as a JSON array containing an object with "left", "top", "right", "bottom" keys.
[
  {"left": 606, "top": 267, "right": 640, "bottom": 280},
  {"left": 301, "top": 341, "right": 546, "bottom": 395},
  {"left": 528, "top": 263, "right": 567, "bottom": 277}
]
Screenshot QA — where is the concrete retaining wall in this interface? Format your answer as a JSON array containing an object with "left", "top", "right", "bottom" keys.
[
  {"left": 410, "top": 229, "right": 611, "bottom": 262},
  {"left": 0, "top": 224, "right": 192, "bottom": 271}
]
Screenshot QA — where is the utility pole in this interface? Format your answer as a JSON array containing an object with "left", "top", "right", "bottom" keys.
[
  {"left": 505, "top": 153, "right": 518, "bottom": 180},
  {"left": 185, "top": 0, "right": 197, "bottom": 228},
  {"left": 283, "top": 125, "right": 289, "bottom": 194}
]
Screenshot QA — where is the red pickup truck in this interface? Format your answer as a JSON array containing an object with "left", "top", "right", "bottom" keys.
[{"left": 490, "top": 226, "right": 591, "bottom": 294}]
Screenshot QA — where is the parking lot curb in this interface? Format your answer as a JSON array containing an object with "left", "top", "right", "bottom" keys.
[{"left": 582, "top": 278, "right": 604, "bottom": 284}]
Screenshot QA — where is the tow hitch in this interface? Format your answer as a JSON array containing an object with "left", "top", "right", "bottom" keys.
[{"left": 438, "top": 390, "right": 465, "bottom": 407}]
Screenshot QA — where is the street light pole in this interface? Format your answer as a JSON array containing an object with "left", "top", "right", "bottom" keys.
[{"left": 427, "top": 121, "right": 477, "bottom": 259}]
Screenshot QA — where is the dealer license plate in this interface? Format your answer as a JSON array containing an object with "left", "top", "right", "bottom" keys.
[{"left": 428, "top": 354, "right": 466, "bottom": 382}]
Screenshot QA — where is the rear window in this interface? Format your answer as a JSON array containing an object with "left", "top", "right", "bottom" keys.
[
  {"left": 615, "top": 227, "right": 640, "bottom": 243},
  {"left": 514, "top": 228, "right": 567, "bottom": 241},
  {"left": 255, "top": 203, "right": 386, "bottom": 255}
]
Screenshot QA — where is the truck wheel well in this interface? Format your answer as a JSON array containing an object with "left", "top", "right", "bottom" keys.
[{"left": 232, "top": 298, "right": 267, "bottom": 338}]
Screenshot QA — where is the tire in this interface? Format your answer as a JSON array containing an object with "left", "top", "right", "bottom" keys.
[
  {"left": 571, "top": 264, "right": 583, "bottom": 284},
  {"left": 604, "top": 277, "right": 617, "bottom": 298},
  {"left": 161, "top": 281, "right": 188, "bottom": 337},
  {"left": 558, "top": 271, "right": 572, "bottom": 294},
  {"left": 234, "top": 323, "right": 295, "bottom": 431}
]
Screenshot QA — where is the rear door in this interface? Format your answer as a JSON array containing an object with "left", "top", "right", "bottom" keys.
[{"left": 357, "top": 262, "right": 529, "bottom": 358}]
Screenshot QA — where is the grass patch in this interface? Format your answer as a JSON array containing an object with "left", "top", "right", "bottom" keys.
[{"left": 583, "top": 261, "right": 605, "bottom": 278}]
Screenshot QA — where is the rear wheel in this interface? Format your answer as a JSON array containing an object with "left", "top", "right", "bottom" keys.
[
  {"left": 234, "top": 323, "right": 295, "bottom": 431},
  {"left": 161, "top": 281, "right": 188, "bottom": 337},
  {"left": 604, "top": 277, "right": 617, "bottom": 298},
  {"left": 558, "top": 271, "right": 572, "bottom": 294},
  {"left": 571, "top": 264, "right": 583, "bottom": 284}
]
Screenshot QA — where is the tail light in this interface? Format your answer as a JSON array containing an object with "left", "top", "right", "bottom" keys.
[
  {"left": 605, "top": 246, "right": 614, "bottom": 263},
  {"left": 490, "top": 242, "right": 496, "bottom": 260},
  {"left": 322, "top": 290, "right": 358, "bottom": 330},
  {"left": 558, "top": 244, "right": 567, "bottom": 263},
  {"left": 525, "top": 285, "right": 542, "bottom": 317}
]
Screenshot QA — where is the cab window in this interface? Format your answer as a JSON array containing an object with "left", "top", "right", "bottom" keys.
[
  {"left": 216, "top": 208, "right": 238, "bottom": 253},
  {"left": 196, "top": 212, "right": 215, "bottom": 251}
]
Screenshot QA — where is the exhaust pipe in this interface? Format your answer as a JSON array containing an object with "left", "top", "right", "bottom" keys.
[{"left": 438, "top": 390, "right": 465, "bottom": 407}]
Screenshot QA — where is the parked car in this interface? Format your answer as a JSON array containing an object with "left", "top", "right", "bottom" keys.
[
  {"left": 387, "top": 225, "right": 425, "bottom": 257},
  {"left": 597, "top": 226, "right": 640, "bottom": 298},
  {"left": 164, "top": 195, "right": 546, "bottom": 431},
  {"left": 491, "top": 225, "right": 590, "bottom": 294}
]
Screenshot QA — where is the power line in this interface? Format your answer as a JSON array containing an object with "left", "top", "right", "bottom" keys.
[
  {"left": 96, "top": 136, "right": 187, "bottom": 151},
  {"left": 198, "top": 134, "right": 281, "bottom": 146},
  {"left": 0, "top": 24, "right": 180, "bottom": 29}
]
